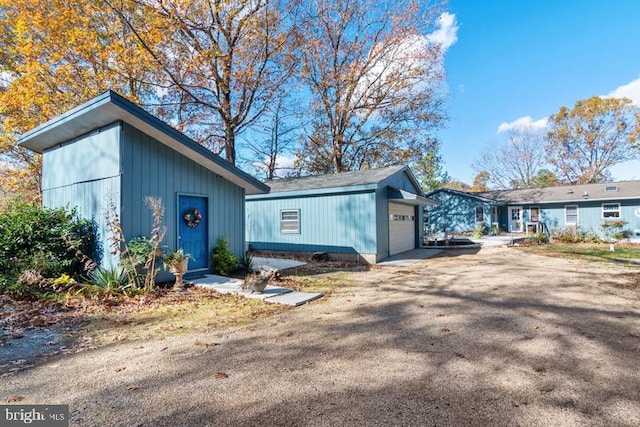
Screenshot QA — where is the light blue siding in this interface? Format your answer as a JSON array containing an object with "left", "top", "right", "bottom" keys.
[
  {"left": 41, "top": 123, "right": 123, "bottom": 269},
  {"left": 247, "top": 191, "right": 378, "bottom": 256},
  {"left": 42, "top": 123, "right": 121, "bottom": 190},
  {"left": 375, "top": 187, "right": 390, "bottom": 257},
  {"left": 119, "top": 123, "right": 246, "bottom": 276},
  {"left": 380, "top": 170, "right": 420, "bottom": 193},
  {"left": 532, "top": 202, "right": 640, "bottom": 236},
  {"left": 43, "top": 176, "right": 121, "bottom": 269},
  {"left": 428, "top": 189, "right": 640, "bottom": 237},
  {"left": 427, "top": 191, "right": 491, "bottom": 233},
  {"left": 379, "top": 170, "right": 423, "bottom": 254}
]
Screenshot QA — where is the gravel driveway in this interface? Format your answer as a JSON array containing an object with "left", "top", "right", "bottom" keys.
[{"left": 2, "top": 246, "right": 640, "bottom": 426}]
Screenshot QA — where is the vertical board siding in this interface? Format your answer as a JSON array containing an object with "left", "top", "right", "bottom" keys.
[
  {"left": 428, "top": 191, "right": 489, "bottom": 233},
  {"left": 535, "top": 201, "right": 640, "bottom": 236},
  {"left": 41, "top": 122, "right": 123, "bottom": 269},
  {"left": 42, "top": 123, "right": 121, "bottom": 190},
  {"left": 43, "top": 176, "right": 121, "bottom": 269},
  {"left": 247, "top": 191, "right": 377, "bottom": 254},
  {"left": 380, "top": 169, "right": 421, "bottom": 193},
  {"left": 120, "top": 124, "right": 246, "bottom": 276},
  {"left": 429, "top": 190, "right": 640, "bottom": 237},
  {"left": 375, "top": 187, "right": 390, "bottom": 258}
]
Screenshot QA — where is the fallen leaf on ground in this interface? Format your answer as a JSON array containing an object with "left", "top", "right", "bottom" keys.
[
  {"left": 6, "top": 395, "right": 24, "bottom": 402},
  {"left": 126, "top": 385, "right": 141, "bottom": 391},
  {"left": 114, "top": 366, "right": 126, "bottom": 372},
  {"left": 195, "top": 340, "right": 219, "bottom": 348},
  {"left": 214, "top": 372, "right": 228, "bottom": 379}
]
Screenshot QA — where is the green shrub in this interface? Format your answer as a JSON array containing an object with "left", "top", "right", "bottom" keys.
[
  {"left": 525, "top": 233, "right": 549, "bottom": 245},
  {"left": 553, "top": 225, "right": 583, "bottom": 243},
  {"left": 601, "top": 220, "right": 627, "bottom": 243},
  {"left": 211, "top": 237, "right": 238, "bottom": 276},
  {"left": 239, "top": 251, "right": 254, "bottom": 273},
  {"left": 0, "top": 201, "right": 98, "bottom": 294},
  {"left": 86, "top": 266, "right": 132, "bottom": 295},
  {"left": 472, "top": 224, "right": 485, "bottom": 239},
  {"left": 582, "top": 229, "right": 603, "bottom": 244},
  {"left": 124, "top": 236, "right": 155, "bottom": 268}
]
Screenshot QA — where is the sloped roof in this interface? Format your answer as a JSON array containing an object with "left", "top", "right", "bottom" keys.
[
  {"left": 18, "top": 90, "right": 269, "bottom": 195},
  {"left": 473, "top": 181, "right": 640, "bottom": 204},
  {"left": 264, "top": 164, "right": 409, "bottom": 193}
]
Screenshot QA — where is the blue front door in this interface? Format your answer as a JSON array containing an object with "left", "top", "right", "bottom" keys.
[{"left": 178, "top": 195, "right": 208, "bottom": 270}]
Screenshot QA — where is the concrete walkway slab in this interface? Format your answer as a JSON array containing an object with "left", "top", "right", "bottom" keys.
[
  {"left": 191, "top": 275, "right": 242, "bottom": 293},
  {"left": 266, "top": 291, "right": 323, "bottom": 306},
  {"left": 378, "top": 248, "right": 443, "bottom": 266},
  {"left": 191, "top": 274, "right": 322, "bottom": 306},
  {"left": 252, "top": 257, "right": 307, "bottom": 272},
  {"left": 240, "top": 286, "right": 291, "bottom": 300}
]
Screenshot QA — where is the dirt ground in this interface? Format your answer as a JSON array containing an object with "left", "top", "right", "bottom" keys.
[{"left": 2, "top": 246, "right": 640, "bottom": 426}]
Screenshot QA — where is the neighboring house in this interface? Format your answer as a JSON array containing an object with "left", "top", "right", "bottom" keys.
[
  {"left": 246, "top": 165, "right": 436, "bottom": 263},
  {"left": 427, "top": 182, "right": 640, "bottom": 237},
  {"left": 19, "top": 90, "right": 269, "bottom": 278}
]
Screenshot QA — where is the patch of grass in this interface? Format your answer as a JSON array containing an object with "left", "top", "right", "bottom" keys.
[
  {"left": 276, "top": 270, "right": 357, "bottom": 295},
  {"left": 518, "top": 242, "right": 640, "bottom": 262},
  {"left": 80, "top": 289, "right": 288, "bottom": 345}
]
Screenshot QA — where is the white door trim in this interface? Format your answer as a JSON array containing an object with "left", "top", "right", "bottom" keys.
[{"left": 508, "top": 206, "right": 523, "bottom": 232}]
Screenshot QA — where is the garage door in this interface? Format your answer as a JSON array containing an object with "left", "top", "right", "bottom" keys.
[{"left": 389, "top": 203, "right": 416, "bottom": 256}]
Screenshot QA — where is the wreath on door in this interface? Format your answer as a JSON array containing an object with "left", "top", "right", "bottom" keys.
[{"left": 183, "top": 209, "right": 202, "bottom": 228}]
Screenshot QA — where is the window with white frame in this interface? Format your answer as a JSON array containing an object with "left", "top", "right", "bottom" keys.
[
  {"left": 602, "top": 203, "right": 621, "bottom": 219},
  {"left": 530, "top": 206, "right": 540, "bottom": 222},
  {"left": 280, "top": 209, "right": 300, "bottom": 234},
  {"left": 475, "top": 206, "right": 484, "bottom": 223},
  {"left": 565, "top": 205, "right": 578, "bottom": 225}
]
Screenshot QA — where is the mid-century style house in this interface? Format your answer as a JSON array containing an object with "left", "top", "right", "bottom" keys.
[
  {"left": 19, "top": 90, "right": 269, "bottom": 277},
  {"left": 427, "top": 181, "right": 640, "bottom": 237},
  {"left": 246, "top": 165, "right": 437, "bottom": 263}
]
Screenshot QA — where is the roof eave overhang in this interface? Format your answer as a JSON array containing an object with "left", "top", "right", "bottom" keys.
[
  {"left": 18, "top": 91, "right": 269, "bottom": 195},
  {"left": 247, "top": 183, "right": 378, "bottom": 200},
  {"left": 496, "top": 195, "right": 640, "bottom": 205},
  {"left": 388, "top": 186, "right": 438, "bottom": 206}
]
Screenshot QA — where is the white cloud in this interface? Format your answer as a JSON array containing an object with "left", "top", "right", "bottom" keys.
[
  {"left": 253, "top": 154, "right": 296, "bottom": 178},
  {"left": 605, "top": 77, "right": 640, "bottom": 105},
  {"left": 497, "top": 116, "right": 548, "bottom": 133},
  {"left": 427, "top": 12, "right": 459, "bottom": 52}
]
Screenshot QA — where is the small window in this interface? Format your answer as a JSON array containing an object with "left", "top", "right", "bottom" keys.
[
  {"left": 604, "top": 185, "right": 619, "bottom": 192},
  {"left": 565, "top": 205, "right": 578, "bottom": 225},
  {"left": 602, "top": 203, "right": 620, "bottom": 219},
  {"left": 280, "top": 209, "right": 300, "bottom": 234},
  {"left": 530, "top": 207, "right": 540, "bottom": 222},
  {"left": 475, "top": 206, "right": 484, "bottom": 223}
]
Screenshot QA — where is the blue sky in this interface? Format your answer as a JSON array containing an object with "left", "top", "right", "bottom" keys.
[{"left": 439, "top": 0, "right": 640, "bottom": 184}]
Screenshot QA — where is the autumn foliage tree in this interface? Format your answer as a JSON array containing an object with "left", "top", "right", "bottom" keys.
[
  {"left": 294, "top": 0, "right": 448, "bottom": 173},
  {"left": 0, "top": 0, "right": 160, "bottom": 201},
  {"left": 105, "top": 0, "right": 296, "bottom": 164},
  {"left": 545, "top": 96, "right": 640, "bottom": 184}
]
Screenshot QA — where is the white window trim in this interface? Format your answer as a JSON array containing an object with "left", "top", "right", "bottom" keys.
[
  {"left": 565, "top": 205, "right": 579, "bottom": 225},
  {"left": 280, "top": 209, "right": 300, "bottom": 234},
  {"left": 475, "top": 205, "right": 484, "bottom": 223},
  {"left": 530, "top": 206, "right": 540, "bottom": 222},
  {"left": 602, "top": 203, "right": 621, "bottom": 219}
]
